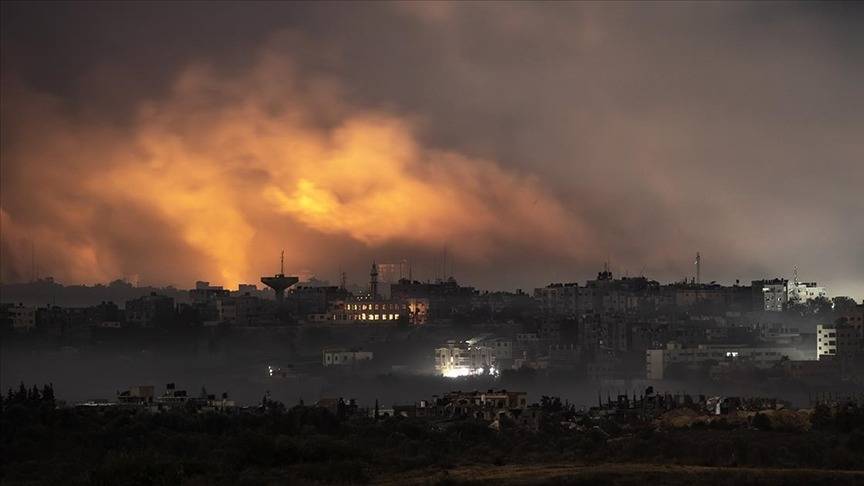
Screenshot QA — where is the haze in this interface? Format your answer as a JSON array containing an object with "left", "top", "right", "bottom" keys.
[{"left": 2, "top": 2, "right": 862, "bottom": 296}]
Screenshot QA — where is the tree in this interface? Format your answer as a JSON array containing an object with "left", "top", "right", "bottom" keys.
[
  {"left": 752, "top": 413, "right": 772, "bottom": 431},
  {"left": 41, "top": 384, "right": 55, "bottom": 406},
  {"left": 833, "top": 296, "right": 859, "bottom": 317}
]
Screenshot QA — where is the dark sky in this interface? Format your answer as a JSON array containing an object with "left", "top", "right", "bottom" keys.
[{"left": 1, "top": 2, "right": 862, "bottom": 297}]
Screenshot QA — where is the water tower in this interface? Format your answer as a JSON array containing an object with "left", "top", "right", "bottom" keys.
[{"left": 261, "top": 251, "right": 298, "bottom": 305}]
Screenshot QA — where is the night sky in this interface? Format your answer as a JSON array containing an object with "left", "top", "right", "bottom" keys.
[{"left": 1, "top": 2, "right": 862, "bottom": 297}]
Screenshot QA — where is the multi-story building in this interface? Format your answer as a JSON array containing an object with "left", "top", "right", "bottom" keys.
[
  {"left": 324, "top": 264, "right": 407, "bottom": 324},
  {"left": 215, "top": 293, "right": 267, "bottom": 326},
  {"left": 663, "top": 283, "right": 726, "bottom": 308},
  {"left": 322, "top": 348, "right": 374, "bottom": 367},
  {"left": 817, "top": 319, "right": 863, "bottom": 361},
  {"left": 405, "top": 297, "right": 429, "bottom": 325},
  {"left": 327, "top": 297, "right": 407, "bottom": 324},
  {"left": 646, "top": 342, "right": 804, "bottom": 380},
  {"left": 441, "top": 390, "right": 528, "bottom": 418},
  {"left": 5, "top": 304, "right": 36, "bottom": 332},
  {"left": 390, "top": 277, "right": 476, "bottom": 320},
  {"left": 534, "top": 283, "right": 578, "bottom": 317},
  {"left": 287, "top": 285, "right": 351, "bottom": 319},
  {"left": 787, "top": 280, "right": 827, "bottom": 305},
  {"left": 753, "top": 279, "right": 789, "bottom": 312},
  {"left": 125, "top": 293, "right": 175, "bottom": 327},
  {"left": 435, "top": 337, "right": 504, "bottom": 377},
  {"left": 189, "top": 281, "right": 229, "bottom": 305}
]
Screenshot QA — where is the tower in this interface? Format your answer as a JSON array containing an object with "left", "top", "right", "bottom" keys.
[
  {"left": 369, "top": 262, "right": 379, "bottom": 298},
  {"left": 695, "top": 252, "right": 701, "bottom": 285},
  {"left": 260, "top": 250, "right": 298, "bottom": 305}
]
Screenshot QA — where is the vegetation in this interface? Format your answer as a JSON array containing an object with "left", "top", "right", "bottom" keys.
[{"left": 2, "top": 384, "right": 863, "bottom": 485}]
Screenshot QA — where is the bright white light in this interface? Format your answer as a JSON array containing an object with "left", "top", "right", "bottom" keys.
[
  {"left": 268, "top": 365, "right": 274, "bottom": 377},
  {"left": 441, "top": 364, "right": 500, "bottom": 378},
  {"left": 442, "top": 366, "right": 474, "bottom": 378}
]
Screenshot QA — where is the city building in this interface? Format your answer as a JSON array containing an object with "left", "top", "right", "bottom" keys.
[
  {"left": 189, "top": 281, "right": 229, "bottom": 305},
  {"left": 753, "top": 279, "right": 789, "bottom": 312},
  {"left": 646, "top": 342, "right": 805, "bottom": 380},
  {"left": 5, "top": 303, "right": 36, "bottom": 332},
  {"left": 325, "top": 264, "right": 408, "bottom": 324},
  {"left": 322, "top": 348, "right": 374, "bottom": 367},
  {"left": 534, "top": 283, "right": 578, "bottom": 317},
  {"left": 327, "top": 297, "right": 406, "bottom": 324},
  {"left": 125, "top": 293, "right": 175, "bottom": 327},
  {"left": 215, "top": 293, "right": 266, "bottom": 326},
  {"left": 817, "top": 320, "right": 863, "bottom": 361},
  {"left": 432, "top": 389, "right": 529, "bottom": 420},
  {"left": 390, "top": 277, "right": 477, "bottom": 320},
  {"left": 787, "top": 280, "right": 827, "bottom": 305},
  {"left": 117, "top": 385, "right": 155, "bottom": 405},
  {"left": 435, "top": 337, "right": 504, "bottom": 377}
]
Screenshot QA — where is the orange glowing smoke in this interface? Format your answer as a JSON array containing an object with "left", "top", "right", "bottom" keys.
[{"left": 0, "top": 49, "right": 589, "bottom": 287}]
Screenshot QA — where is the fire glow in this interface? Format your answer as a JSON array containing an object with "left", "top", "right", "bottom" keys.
[{"left": 0, "top": 50, "right": 586, "bottom": 287}]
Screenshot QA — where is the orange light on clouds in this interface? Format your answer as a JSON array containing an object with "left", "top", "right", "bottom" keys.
[{"left": 0, "top": 50, "right": 589, "bottom": 287}]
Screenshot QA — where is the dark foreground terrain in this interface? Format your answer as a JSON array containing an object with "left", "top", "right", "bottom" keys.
[{"left": 2, "top": 385, "right": 863, "bottom": 485}]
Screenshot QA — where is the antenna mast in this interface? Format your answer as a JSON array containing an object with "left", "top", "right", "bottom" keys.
[
  {"left": 280, "top": 250, "right": 284, "bottom": 275},
  {"left": 695, "top": 252, "right": 701, "bottom": 285},
  {"left": 31, "top": 240, "right": 36, "bottom": 283}
]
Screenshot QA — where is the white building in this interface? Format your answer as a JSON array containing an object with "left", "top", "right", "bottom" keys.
[
  {"left": 788, "top": 281, "right": 827, "bottom": 305},
  {"left": 435, "top": 336, "right": 509, "bottom": 377},
  {"left": 322, "top": 348, "right": 374, "bottom": 367},
  {"left": 817, "top": 324, "right": 838, "bottom": 360},
  {"left": 817, "top": 322, "right": 863, "bottom": 361},
  {"left": 646, "top": 342, "right": 804, "bottom": 380}
]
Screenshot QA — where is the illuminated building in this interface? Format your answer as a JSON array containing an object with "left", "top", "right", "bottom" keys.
[
  {"left": 406, "top": 297, "right": 429, "bottom": 325},
  {"left": 325, "top": 263, "right": 408, "bottom": 323},
  {"left": 752, "top": 279, "right": 788, "bottom": 312},
  {"left": 328, "top": 297, "right": 406, "bottom": 323},
  {"left": 434, "top": 336, "right": 510, "bottom": 377}
]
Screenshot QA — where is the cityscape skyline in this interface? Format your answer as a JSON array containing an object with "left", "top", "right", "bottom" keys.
[
  {"left": 3, "top": 4, "right": 863, "bottom": 484},
  {"left": 2, "top": 3, "right": 862, "bottom": 299},
  {"left": 4, "top": 251, "right": 860, "bottom": 302}
]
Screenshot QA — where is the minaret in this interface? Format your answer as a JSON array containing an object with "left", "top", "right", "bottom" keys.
[
  {"left": 695, "top": 252, "right": 701, "bottom": 285},
  {"left": 369, "top": 262, "right": 379, "bottom": 298}
]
